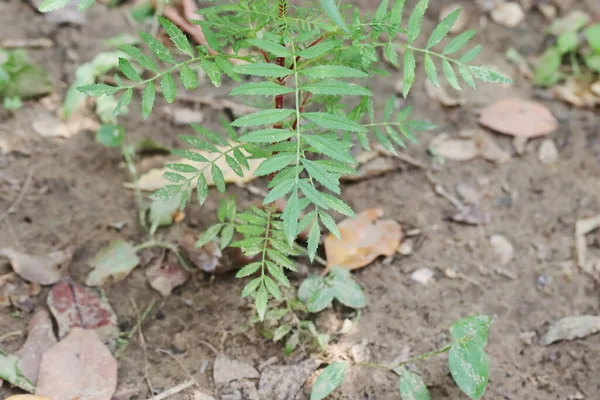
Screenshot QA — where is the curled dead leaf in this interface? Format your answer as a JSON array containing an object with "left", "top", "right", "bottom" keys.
[
  {"left": 0, "top": 272, "right": 41, "bottom": 312},
  {"left": 0, "top": 247, "right": 74, "bottom": 285},
  {"left": 47, "top": 280, "right": 119, "bottom": 341},
  {"left": 36, "top": 328, "right": 118, "bottom": 400},
  {"left": 553, "top": 78, "right": 600, "bottom": 108},
  {"left": 145, "top": 252, "right": 189, "bottom": 296},
  {"left": 479, "top": 98, "right": 558, "bottom": 137},
  {"left": 324, "top": 208, "right": 403, "bottom": 270}
]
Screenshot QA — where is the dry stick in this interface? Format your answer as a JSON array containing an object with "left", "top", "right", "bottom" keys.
[
  {"left": 115, "top": 300, "right": 156, "bottom": 359},
  {"left": 0, "top": 331, "right": 22, "bottom": 343},
  {"left": 0, "top": 168, "right": 34, "bottom": 225},
  {"left": 156, "top": 349, "right": 202, "bottom": 389},
  {"left": 0, "top": 38, "right": 54, "bottom": 49},
  {"left": 144, "top": 380, "right": 195, "bottom": 400},
  {"left": 131, "top": 298, "right": 156, "bottom": 399}
]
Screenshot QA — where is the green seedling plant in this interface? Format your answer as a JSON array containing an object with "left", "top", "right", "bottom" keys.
[
  {"left": 39, "top": 0, "right": 509, "bottom": 397},
  {"left": 0, "top": 49, "right": 52, "bottom": 111},
  {"left": 534, "top": 20, "right": 600, "bottom": 86}
]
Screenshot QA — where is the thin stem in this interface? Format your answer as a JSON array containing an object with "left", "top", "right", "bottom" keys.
[
  {"left": 122, "top": 146, "right": 148, "bottom": 231},
  {"left": 293, "top": 243, "right": 327, "bottom": 267},
  {"left": 134, "top": 240, "right": 194, "bottom": 271},
  {"left": 259, "top": 209, "right": 274, "bottom": 287},
  {"left": 356, "top": 343, "right": 453, "bottom": 371}
]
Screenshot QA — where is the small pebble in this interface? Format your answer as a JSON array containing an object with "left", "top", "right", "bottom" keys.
[{"left": 410, "top": 268, "right": 434, "bottom": 285}]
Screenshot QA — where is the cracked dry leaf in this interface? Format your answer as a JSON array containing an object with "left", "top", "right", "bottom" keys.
[
  {"left": 36, "top": 328, "right": 117, "bottom": 400},
  {"left": 0, "top": 353, "right": 36, "bottom": 393},
  {"left": 479, "top": 98, "right": 558, "bottom": 137},
  {"left": 15, "top": 310, "right": 57, "bottom": 385},
  {"left": 542, "top": 316, "right": 600, "bottom": 345},
  {"left": 47, "top": 280, "right": 118, "bottom": 340},
  {"left": 324, "top": 208, "right": 403, "bottom": 270},
  {"left": 145, "top": 253, "right": 189, "bottom": 296},
  {"left": 126, "top": 143, "right": 265, "bottom": 191},
  {"left": 0, "top": 247, "right": 74, "bottom": 285},
  {"left": 86, "top": 240, "right": 139, "bottom": 287}
]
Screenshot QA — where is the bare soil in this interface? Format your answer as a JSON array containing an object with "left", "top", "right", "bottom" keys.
[{"left": 1, "top": 0, "right": 600, "bottom": 399}]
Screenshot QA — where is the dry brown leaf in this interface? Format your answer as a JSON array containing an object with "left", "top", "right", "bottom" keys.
[
  {"left": 31, "top": 112, "right": 99, "bottom": 139},
  {"left": 178, "top": 230, "right": 255, "bottom": 273},
  {"left": 0, "top": 247, "right": 73, "bottom": 285},
  {"left": 0, "top": 272, "right": 41, "bottom": 311},
  {"left": 541, "top": 316, "right": 600, "bottom": 345},
  {"left": 474, "top": 131, "right": 511, "bottom": 163},
  {"left": 553, "top": 78, "right": 600, "bottom": 108},
  {"left": 47, "top": 280, "right": 119, "bottom": 340},
  {"left": 145, "top": 253, "right": 189, "bottom": 296},
  {"left": 429, "top": 133, "right": 479, "bottom": 161},
  {"left": 479, "top": 98, "right": 558, "bottom": 137},
  {"left": 15, "top": 309, "right": 57, "bottom": 385},
  {"left": 127, "top": 143, "right": 264, "bottom": 191},
  {"left": 324, "top": 208, "right": 403, "bottom": 270},
  {"left": 36, "top": 328, "right": 118, "bottom": 400}
]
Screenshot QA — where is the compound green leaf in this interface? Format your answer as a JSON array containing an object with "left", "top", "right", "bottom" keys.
[
  {"left": 459, "top": 44, "right": 482, "bottom": 63},
  {"left": 266, "top": 261, "right": 291, "bottom": 287},
  {"left": 38, "top": 0, "right": 70, "bottom": 12},
  {"left": 215, "top": 55, "right": 240, "bottom": 81},
  {"left": 78, "top": 0, "right": 95, "bottom": 10},
  {"left": 320, "top": 0, "right": 350, "bottom": 33},
  {"left": 160, "top": 73, "right": 176, "bottom": 103},
  {"left": 407, "top": 0, "right": 429, "bottom": 43},
  {"left": 118, "top": 57, "right": 141, "bottom": 81},
  {"left": 458, "top": 65, "right": 476, "bottom": 89},
  {"left": 233, "top": 63, "right": 291, "bottom": 78},
  {"left": 329, "top": 267, "right": 366, "bottom": 308},
  {"left": 307, "top": 218, "right": 321, "bottom": 261},
  {"left": 255, "top": 285, "right": 269, "bottom": 320},
  {"left": 0, "top": 353, "right": 35, "bottom": 392},
  {"left": 427, "top": 8, "right": 461, "bottom": 49},
  {"left": 303, "top": 112, "right": 367, "bottom": 132},
  {"left": 385, "top": 42, "right": 399, "bottom": 66},
  {"left": 443, "top": 29, "right": 476, "bottom": 55},
  {"left": 443, "top": 60, "right": 461, "bottom": 90},
  {"left": 273, "top": 323, "right": 292, "bottom": 342},
  {"left": 236, "top": 262, "right": 261, "bottom": 278},
  {"left": 96, "top": 124, "right": 124, "bottom": 148},
  {"left": 585, "top": 24, "right": 600, "bottom": 53},
  {"left": 322, "top": 193, "right": 355, "bottom": 217},
  {"left": 423, "top": 53, "right": 439, "bottom": 87},
  {"left": 301, "top": 158, "right": 341, "bottom": 194},
  {"left": 282, "top": 191, "right": 301, "bottom": 245},
  {"left": 197, "top": 174, "right": 208, "bottom": 205},
  {"left": 201, "top": 60, "right": 221, "bottom": 87},
  {"left": 247, "top": 38, "right": 292, "bottom": 57},
  {"left": 299, "top": 180, "right": 328, "bottom": 208},
  {"left": 150, "top": 184, "right": 181, "bottom": 201},
  {"left": 399, "top": 368, "right": 430, "bottom": 400},
  {"left": 390, "top": 0, "right": 407, "bottom": 26},
  {"left": 241, "top": 278, "right": 261, "bottom": 297},
  {"left": 121, "top": 45, "right": 158, "bottom": 73},
  {"left": 255, "top": 153, "right": 295, "bottom": 176},
  {"left": 77, "top": 83, "right": 119, "bottom": 97},
  {"left": 402, "top": 49, "right": 416, "bottom": 98},
  {"left": 232, "top": 109, "right": 294, "bottom": 127},
  {"left": 469, "top": 66, "right": 512, "bottom": 85},
  {"left": 230, "top": 81, "right": 295, "bottom": 96},
  {"left": 158, "top": 16, "right": 194, "bottom": 57},
  {"left": 141, "top": 81, "right": 155, "bottom": 119},
  {"left": 304, "top": 134, "right": 356, "bottom": 164},
  {"left": 225, "top": 155, "right": 243, "bottom": 177},
  {"left": 180, "top": 64, "right": 198, "bottom": 89},
  {"left": 302, "top": 80, "right": 373, "bottom": 96},
  {"left": 373, "top": 0, "right": 389, "bottom": 23},
  {"left": 139, "top": 32, "right": 174, "bottom": 64},
  {"left": 299, "top": 65, "right": 368, "bottom": 79},
  {"left": 212, "top": 164, "right": 226, "bottom": 192},
  {"left": 114, "top": 88, "right": 133, "bottom": 116},
  {"left": 450, "top": 315, "right": 492, "bottom": 347},
  {"left": 448, "top": 340, "right": 489, "bottom": 400},
  {"left": 299, "top": 40, "right": 342, "bottom": 59},
  {"left": 239, "top": 128, "right": 294, "bottom": 143},
  {"left": 557, "top": 30, "right": 578, "bottom": 54},
  {"left": 195, "top": 223, "right": 224, "bottom": 248},
  {"left": 298, "top": 275, "right": 334, "bottom": 312},
  {"left": 310, "top": 361, "right": 348, "bottom": 400}
]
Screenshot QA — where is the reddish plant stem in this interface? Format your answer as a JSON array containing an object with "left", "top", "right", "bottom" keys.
[
  {"left": 295, "top": 36, "right": 325, "bottom": 63},
  {"left": 291, "top": 92, "right": 312, "bottom": 130},
  {"left": 259, "top": 48, "right": 270, "bottom": 63}
]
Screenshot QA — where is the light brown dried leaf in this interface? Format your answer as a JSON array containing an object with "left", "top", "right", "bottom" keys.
[
  {"left": 15, "top": 310, "right": 57, "bottom": 384},
  {"left": 0, "top": 247, "right": 73, "bottom": 285},
  {"left": 479, "top": 98, "right": 558, "bottom": 137},
  {"left": 324, "top": 208, "right": 403, "bottom": 270},
  {"left": 541, "top": 316, "right": 600, "bottom": 345},
  {"left": 36, "top": 328, "right": 117, "bottom": 400},
  {"left": 429, "top": 133, "right": 479, "bottom": 161},
  {"left": 145, "top": 253, "right": 188, "bottom": 296}
]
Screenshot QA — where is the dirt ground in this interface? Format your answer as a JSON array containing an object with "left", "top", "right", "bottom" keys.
[{"left": 1, "top": 0, "right": 600, "bottom": 399}]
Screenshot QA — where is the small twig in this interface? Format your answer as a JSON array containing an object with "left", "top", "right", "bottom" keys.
[
  {"left": 0, "top": 38, "right": 54, "bottom": 49},
  {"left": 144, "top": 380, "right": 195, "bottom": 400},
  {"left": 392, "top": 151, "right": 427, "bottom": 169},
  {"left": 198, "top": 340, "right": 219, "bottom": 354},
  {"left": 0, "top": 331, "right": 23, "bottom": 343},
  {"left": 157, "top": 349, "right": 201, "bottom": 388},
  {"left": 0, "top": 169, "right": 34, "bottom": 225},
  {"left": 131, "top": 298, "right": 155, "bottom": 399}
]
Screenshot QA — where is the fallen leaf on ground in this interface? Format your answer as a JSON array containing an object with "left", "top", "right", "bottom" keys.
[
  {"left": 410, "top": 268, "right": 434, "bottom": 285},
  {"left": 0, "top": 352, "right": 36, "bottom": 392},
  {"left": 0, "top": 247, "right": 73, "bottom": 285},
  {"left": 0, "top": 273, "right": 41, "bottom": 311},
  {"left": 32, "top": 112, "right": 99, "bottom": 139},
  {"left": 341, "top": 156, "right": 397, "bottom": 182},
  {"left": 149, "top": 195, "right": 181, "bottom": 235},
  {"left": 213, "top": 353, "right": 260, "bottom": 387},
  {"left": 575, "top": 214, "right": 600, "bottom": 273},
  {"left": 47, "top": 280, "right": 119, "bottom": 340},
  {"left": 553, "top": 78, "right": 600, "bottom": 108},
  {"left": 324, "top": 208, "right": 403, "bottom": 270},
  {"left": 36, "top": 328, "right": 117, "bottom": 400},
  {"left": 126, "top": 143, "right": 264, "bottom": 191},
  {"left": 425, "top": 80, "right": 464, "bottom": 107},
  {"left": 15, "top": 310, "right": 57, "bottom": 385},
  {"left": 179, "top": 230, "right": 254, "bottom": 273},
  {"left": 439, "top": 3, "right": 470, "bottom": 33},
  {"left": 541, "top": 316, "right": 600, "bottom": 345},
  {"left": 490, "top": 234, "right": 514, "bottom": 265},
  {"left": 145, "top": 252, "right": 189, "bottom": 296},
  {"left": 538, "top": 139, "right": 558, "bottom": 164},
  {"left": 86, "top": 240, "right": 140, "bottom": 286},
  {"left": 474, "top": 130, "right": 511, "bottom": 163},
  {"left": 491, "top": 2, "right": 525, "bottom": 27},
  {"left": 429, "top": 133, "right": 479, "bottom": 161},
  {"left": 479, "top": 98, "right": 558, "bottom": 137},
  {"left": 257, "top": 359, "right": 321, "bottom": 400}
]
